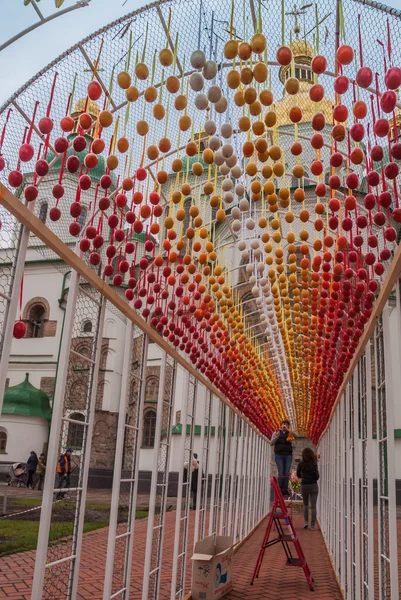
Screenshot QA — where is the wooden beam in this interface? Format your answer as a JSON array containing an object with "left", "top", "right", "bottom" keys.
[
  {"left": 0, "top": 184, "right": 267, "bottom": 442},
  {"left": 317, "top": 239, "right": 401, "bottom": 444}
]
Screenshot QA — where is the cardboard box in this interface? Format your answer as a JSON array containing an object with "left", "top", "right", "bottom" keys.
[{"left": 191, "top": 535, "right": 233, "bottom": 600}]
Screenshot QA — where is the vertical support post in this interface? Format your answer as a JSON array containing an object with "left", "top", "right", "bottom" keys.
[
  {"left": 381, "top": 306, "right": 400, "bottom": 599},
  {"left": 198, "top": 390, "right": 212, "bottom": 541},
  {"left": 194, "top": 386, "right": 207, "bottom": 546},
  {"left": 0, "top": 219, "right": 30, "bottom": 414},
  {"left": 103, "top": 321, "right": 133, "bottom": 600},
  {"left": 142, "top": 352, "right": 177, "bottom": 600},
  {"left": 233, "top": 419, "right": 244, "bottom": 544},
  {"left": 31, "top": 270, "right": 80, "bottom": 600},
  {"left": 227, "top": 414, "right": 238, "bottom": 536},
  {"left": 352, "top": 371, "right": 361, "bottom": 600},
  {"left": 365, "top": 340, "right": 375, "bottom": 600},
  {"left": 70, "top": 295, "right": 107, "bottom": 598}
]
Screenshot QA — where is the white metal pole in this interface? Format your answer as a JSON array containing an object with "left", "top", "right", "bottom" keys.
[
  {"left": 142, "top": 351, "right": 168, "bottom": 600},
  {"left": 366, "top": 340, "right": 375, "bottom": 600},
  {"left": 219, "top": 404, "right": 229, "bottom": 536},
  {"left": 122, "top": 336, "right": 149, "bottom": 597},
  {"left": 227, "top": 414, "right": 238, "bottom": 536},
  {"left": 194, "top": 385, "right": 207, "bottom": 546},
  {"left": 382, "top": 305, "right": 400, "bottom": 600},
  {"left": 102, "top": 321, "right": 133, "bottom": 600},
  {"left": 352, "top": 372, "right": 361, "bottom": 600},
  {"left": 233, "top": 420, "right": 244, "bottom": 544},
  {"left": 31, "top": 270, "right": 80, "bottom": 600},
  {"left": 70, "top": 296, "right": 106, "bottom": 598},
  {"left": 0, "top": 220, "right": 31, "bottom": 414},
  {"left": 170, "top": 369, "right": 190, "bottom": 600}
]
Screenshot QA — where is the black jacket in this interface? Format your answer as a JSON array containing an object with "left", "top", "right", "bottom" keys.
[
  {"left": 296, "top": 461, "right": 320, "bottom": 485},
  {"left": 27, "top": 455, "right": 38, "bottom": 472},
  {"left": 273, "top": 431, "right": 293, "bottom": 456}
]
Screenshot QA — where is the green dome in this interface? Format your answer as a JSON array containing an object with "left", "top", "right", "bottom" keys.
[
  {"left": 47, "top": 134, "right": 116, "bottom": 185},
  {"left": 2, "top": 374, "right": 52, "bottom": 422}
]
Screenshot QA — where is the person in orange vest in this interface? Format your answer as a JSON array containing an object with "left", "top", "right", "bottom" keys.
[{"left": 56, "top": 448, "right": 72, "bottom": 499}]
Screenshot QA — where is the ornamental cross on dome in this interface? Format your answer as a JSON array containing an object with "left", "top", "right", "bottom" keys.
[{"left": 285, "top": 3, "right": 313, "bottom": 37}]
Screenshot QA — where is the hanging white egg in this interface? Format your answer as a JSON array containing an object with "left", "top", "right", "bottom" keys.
[
  {"left": 190, "top": 72, "right": 204, "bottom": 91},
  {"left": 252, "top": 286, "right": 260, "bottom": 297},
  {"left": 245, "top": 263, "right": 254, "bottom": 274},
  {"left": 225, "top": 154, "right": 237, "bottom": 167},
  {"left": 250, "top": 239, "right": 259, "bottom": 250},
  {"left": 231, "top": 207, "right": 241, "bottom": 220},
  {"left": 208, "top": 85, "right": 222, "bottom": 103},
  {"left": 230, "top": 165, "right": 242, "bottom": 179},
  {"left": 219, "top": 164, "right": 230, "bottom": 176},
  {"left": 257, "top": 262, "right": 265, "bottom": 272},
  {"left": 221, "top": 144, "right": 234, "bottom": 159},
  {"left": 259, "top": 277, "right": 267, "bottom": 287},
  {"left": 246, "top": 218, "right": 255, "bottom": 230},
  {"left": 203, "top": 60, "right": 218, "bottom": 80},
  {"left": 220, "top": 123, "right": 233, "bottom": 138},
  {"left": 214, "top": 96, "right": 228, "bottom": 113},
  {"left": 223, "top": 191, "right": 234, "bottom": 203},
  {"left": 194, "top": 93, "right": 208, "bottom": 110},
  {"left": 204, "top": 120, "right": 217, "bottom": 135},
  {"left": 209, "top": 136, "right": 221, "bottom": 151},
  {"left": 249, "top": 275, "right": 257, "bottom": 286},
  {"left": 222, "top": 178, "right": 233, "bottom": 191},
  {"left": 231, "top": 219, "right": 242, "bottom": 232},
  {"left": 190, "top": 50, "right": 206, "bottom": 69},
  {"left": 214, "top": 151, "right": 225, "bottom": 166},
  {"left": 239, "top": 198, "right": 249, "bottom": 212},
  {"left": 235, "top": 183, "right": 245, "bottom": 196},
  {"left": 237, "top": 240, "right": 247, "bottom": 251}
]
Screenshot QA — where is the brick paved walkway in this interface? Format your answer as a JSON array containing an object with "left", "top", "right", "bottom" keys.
[{"left": 0, "top": 509, "right": 344, "bottom": 600}]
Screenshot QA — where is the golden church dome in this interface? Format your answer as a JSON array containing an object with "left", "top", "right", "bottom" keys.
[
  {"left": 275, "top": 37, "right": 333, "bottom": 127},
  {"left": 72, "top": 98, "right": 101, "bottom": 118}
]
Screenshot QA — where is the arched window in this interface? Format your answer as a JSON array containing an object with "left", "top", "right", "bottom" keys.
[
  {"left": 0, "top": 430, "right": 7, "bottom": 452},
  {"left": 39, "top": 202, "right": 48, "bottom": 224},
  {"left": 77, "top": 206, "right": 88, "bottom": 229},
  {"left": 28, "top": 304, "right": 46, "bottom": 338},
  {"left": 82, "top": 320, "right": 92, "bottom": 333},
  {"left": 111, "top": 256, "right": 120, "bottom": 275},
  {"left": 67, "top": 413, "right": 85, "bottom": 450},
  {"left": 142, "top": 410, "right": 156, "bottom": 448}
]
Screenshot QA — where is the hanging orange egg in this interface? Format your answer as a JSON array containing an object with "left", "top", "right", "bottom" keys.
[
  {"left": 234, "top": 90, "right": 245, "bottom": 107},
  {"left": 238, "top": 42, "right": 252, "bottom": 60},
  {"left": 252, "top": 120, "right": 265, "bottom": 136},
  {"left": 293, "top": 188, "right": 305, "bottom": 203},
  {"left": 153, "top": 104, "right": 165, "bottom": 120},
  {"left": 269, "top": 145, "right": 281, "bottom": 160},
  {"left": 181, "top": 183, "right": 191, "bottom": 196},
  {"left": 166, "top": 75, "right": 180, "bottom": 94},
  {"left": 179, "top": 115, "right": 191, "bottom": 131},
  {"left": 107, "top": 155, "right": 118, "bottom": 170},
  {"left": 264, "top": 111, "right": 277, "bottom": 127},
  {"left": 136, "top": 120, "right": 149, "bottom": 136},
  {"left": 242, "top": 141, "right": 255, "bottom": 157},
  {"left": 276, "top": 46, "right": 293, "bottom": 66},
  {"left": 202, "top": 148, "right": 214, "bottom": 164},
  {"left": 289, "top": 106, "right": 302, "bottom": 123},
  {"left": 126, "top": 86, "right": 139, "bottom": 102},
  {"left": 186, "top": 141, "right": 198, "bottom": 157},
  {"left": 159, "top": 47, "right": 173, "bottom": 67},
  {"left": 117, "top": 137, "right": 129, "bottom": 153},
  {"left": 159, "top": 137, "right": 171, "bottom": 153},
  {"left": 251, "top": 33, "right": 266, "bottom": 54},
  {"left": 227, "top": 70, "right": 241, "bottom": 89},
  {"left": 238, "top": 116, "right": 251, "bottom": 131},
  {"left": 240, "top": 67, "right": 253, "bottom": 85},
  {"left": 117, "top": 71, "right": 131, "bottom": 89},
  {"left": 174, "top": 95, "right": 187, "bottom": 110},
  {"left": 285, "top": 77, "right": 299, "bottom": 95},
  {"left": 224, "top": 40, "right": 238, "bottom": 59},
  {"left": 135, "top": 63, "right": 149, "bottom": 80},
  {"left": 147, "top": 145, "right": 159, "bottom": 160},
  {"left": 253, "top": 62, "right": 268, "bottom": 83},
  {"left": 157, "top": 170, "right": 168, "bottom": 184},
  {"left": 171, "top": 158, "right": 183, "bottom": 172},
  {"left": 192, "top": 162, "right": 204, "bottom": 177}
]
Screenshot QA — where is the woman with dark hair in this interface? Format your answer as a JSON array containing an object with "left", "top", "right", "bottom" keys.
[
  {"left": 270, "top": 420, "right": 298, "bottom": 496},
  {"left": 296, "top": 448, "right": 319, "bottom": 530}
]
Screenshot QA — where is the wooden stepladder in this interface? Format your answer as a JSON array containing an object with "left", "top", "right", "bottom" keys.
[{"left": 251, "top": 476, "right": 314, "bottom": 591}]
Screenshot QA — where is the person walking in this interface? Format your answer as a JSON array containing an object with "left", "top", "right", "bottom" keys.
[
  {"left": 191, "top": 453, "right": 199, "bottom": 510},
  {"left": 270, "top": 420, "right": 298, "bottom": 496},
  {"left": 34, "top": 453, "right": 46, "bottom": 491},
  {"left": 296, "top": 448, "right": 320, "bottom": 531},
  {"left": 26, "top": 451, "right": 38, "bottom": 489},
  {"left": 56, "top": 448, "right": 72, "bottom": 499}
]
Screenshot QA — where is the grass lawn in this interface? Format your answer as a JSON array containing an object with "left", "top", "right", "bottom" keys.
[
  {"left": 0, "top": 510, "right": 148, "bottom": 557},
  {"left": 0, "top": 521, "right": 108, "bottom": 557}
]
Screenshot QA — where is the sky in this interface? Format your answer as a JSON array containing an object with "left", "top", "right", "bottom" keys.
[{"left": 0, "top": 0, "right": 400, "bottom": 106}]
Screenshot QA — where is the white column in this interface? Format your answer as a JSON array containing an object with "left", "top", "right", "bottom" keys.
[
  {"left": 102, "top": 321, "right": 134, "bottom": 600},
  {"left": 31, "top": 270, "right": 80, "bottom": 600},
  {"left": 70, "top": 296, "right": 107, "bottom": 598},
  {"left": 365, "top": 342, "right": 374, "bottom": 600},
  {"left": 382, "top": 306, "right": 400, "bottom": 600},
  {"left": 0, "top": 219, "right": 31, "bottom": 414}
]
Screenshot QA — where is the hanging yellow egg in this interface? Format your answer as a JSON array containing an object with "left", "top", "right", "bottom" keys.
[
  {"left": 159, "top": 48, "right": 173, "bottom": 67},
  {"left": 117, "top": 137, "right": 129, "bottom": 153},
  {"left": 117, "top": 71, "right": 131, "bottom": 89},
  {"left": 135, "top": 62, "right": 149, "bottom": 80},
  {"left": 166, "top": 75, "right": 180, "bottom": 94},
  {"left": 126, "top": 86, "right": 139, "bottom": 102},
  {"left": 136, "top": 120, "right": 149, "bottom": 136}
]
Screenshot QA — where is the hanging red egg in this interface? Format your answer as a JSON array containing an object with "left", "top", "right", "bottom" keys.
[
  {"left": 38, "top": 116, "right": 54, "bottom": 135},
  {"left": 336, "top": 45, "right": 354, "bottom": 65},
  {"left": 80, "top": 238, "right": 90, "bottom": 253},
  {"left": 114, "top": 229, "right": 125, "bottom": 242},
  {"left": 13, "top": 321, "right": 27, "bottom": 339},
  {"left": 60, "top": 115, "right": 74, "bottom": 132},
  {"left": 49, "top": 206, "right": 61, "bottom": 221},
  {"left": 384, "top": 226, "right": 397, "bottom": 242},
  {"left": 371, "top": 145, "right": 384, "bottom": 162},
  {"left": 380, "top": 90, "right": 397, "bottom": 114},
  {"left": 315, "top": 183, "right": 326, "bottom": 197},
  {"left": 54, "top": 137, "right": 69, "bottom": 154},
  {"left": 379, "top": 191, "right": 392, "bottom": 208},
  {"left": 344, "top": 195, "right": 356, "bottom": 211},
  {"left": 311, "top": 160, "right": 323, "bottom": 176},
  {"left": 350, "top": 123, "right": 365, "bottom": 142},
  {"left": 276, "top": 46, "right": 292, "bottom": 66},
  {"left": 0, "top": 155, "right": 4, "bottom": 172},
  {"left": 331, "top": 124, "right": 345, "bottom": 141},
  {"left": 99, "top": 196, "right": 110, "bottom": 211},
  {"left": 73, "top": 135, "right": 86, "bottom": 152},
  {"left": 309, "top": 84, "right": 324, "bottom": 102},
  {"left": 79, "top": 113, "right": 93, "bottom": 131},
  {"left": 312, "top": 112, "right": 326, "bottom": 131},
  {"left": 24, "top": 185, "right": 38, "bottom": 202},
  {"left": 19, "top": 143, "right": 34, "bottom": 162},
  {"left": 374, "top": 118, "right": 390, "bottom": 138},
  {"left": 100, "top": 174, "right": 112, "bottom": 190},
  {"left": 149, "top": 191, "right": 160, "bottom": 205},
  {"left": 87, "top": 80, "right": 102, "bottom": 101},
  {"left": 67, "top": 155, "right": 80, "bottom": 173},
  {"left": 69, "top": 222, "right": 81, "bottom": 236},
  {"left": 136, "top": 167, "right": 147, "bottom": 181},
  {"left": 366, "top": 171, "right": 379, "bottom": 187},
  {"left": 85, "top": 153, "right": 98, "bottom": 169},
  {"left": 385, "top": 66, "right": 401, "bottom": 90},
  {"left": 35, "top": 159, "right": 49, "bottom": 177},
  {"left": 311, "top": 133, "right": 324, "bottom": 149},
  {"left": 350, "top": 148, "right": 364, "bottom": 165},
  {"left": 364, "top": 193, "right": 376, "bottom": 210},
  {"left": 289, "top": 106, "right": 302, "bottom": 123},
  {"left": 70, "top": 201, "right": 82, "bottom": 218},
  {"left": 385, "top": 162, "right": 399, "bottom": 180},
  {"left": 334, "top": 75, "right": 349, "bottom": 94},
  {"left": 391, "top": 143, "right": 401, "bottom": 161},
  {"left": 291, "top": 141, "right": 303, "bottom": 155},
  {"left": 333, "top": 104, "right": 348, "bottom": 123},
  {"left": 79, "top": 174, "right": 91, "bottom": 190},
  {"left": 330, "top": 152, "right": 343, "bottom": 168},
  {"left": 311, "top": 55, "right": 327, "bottom": 74},
  {"left": 356, "top": 66, "right": 373, "bottom": 89},
  {"left": 90, "top": 252, "right": 101, "bottom": 266}
]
